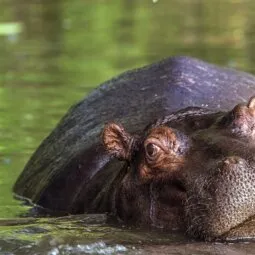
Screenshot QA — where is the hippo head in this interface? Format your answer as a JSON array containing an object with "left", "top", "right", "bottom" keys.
[{"left": 102, "top": 97, "right": 255, "bottom": 240}]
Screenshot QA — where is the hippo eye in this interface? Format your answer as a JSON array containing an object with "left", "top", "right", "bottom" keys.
[{"left": 145, "top": 143, "right": 160, "bottom": 160}]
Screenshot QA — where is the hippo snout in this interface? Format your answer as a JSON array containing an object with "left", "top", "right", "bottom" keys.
[{"left": 185, "top": 156, "right": 255, "bottom": 240}]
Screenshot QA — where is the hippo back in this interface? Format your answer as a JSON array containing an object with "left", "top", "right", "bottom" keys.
[{"left": 13, "top": 56, "right": 255, "bottom": 214}]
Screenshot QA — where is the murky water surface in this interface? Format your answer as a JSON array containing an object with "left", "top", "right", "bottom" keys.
[{"left": 1, "top": 0, "right": 255, "bottom": 254}]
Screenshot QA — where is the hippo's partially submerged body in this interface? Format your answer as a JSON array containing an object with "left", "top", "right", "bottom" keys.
[{"left": 13, "top": 56, "right": 255, "bottom": 240}]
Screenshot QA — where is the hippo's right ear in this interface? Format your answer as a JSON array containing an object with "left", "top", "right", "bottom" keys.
[{"left": 102, "top": 123, "right": 134, "bottom": 161}]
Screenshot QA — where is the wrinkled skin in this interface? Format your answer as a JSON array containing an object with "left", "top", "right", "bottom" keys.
[
  {"left": 103, "top": 97, "right": 255, "bottom": 240},
  {"left": 12, "top": 56, "right": 255, "bottom": 240}
]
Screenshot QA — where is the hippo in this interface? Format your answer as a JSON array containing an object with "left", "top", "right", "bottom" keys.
[{"left": 13, "top": 56, "right": 255, "bottom": 240}]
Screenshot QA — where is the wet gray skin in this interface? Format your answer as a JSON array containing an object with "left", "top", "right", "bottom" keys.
[{"left": 13, "top": 56, "right": 255, "bottom": 241}]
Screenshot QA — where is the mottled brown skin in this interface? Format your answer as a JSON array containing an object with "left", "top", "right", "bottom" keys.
[{"left": 103, "top": 96, "right": 255, "bottom": 240}]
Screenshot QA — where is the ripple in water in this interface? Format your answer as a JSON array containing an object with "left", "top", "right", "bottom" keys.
[{"left": 47, "top": 241, "right": 128, "bottom": 255}]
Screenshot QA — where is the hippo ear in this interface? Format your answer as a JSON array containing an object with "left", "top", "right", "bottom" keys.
[{"left": 102, "top": 123, "right": 134, "bottom": 161}]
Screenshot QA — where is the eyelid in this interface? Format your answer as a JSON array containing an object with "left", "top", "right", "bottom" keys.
[{"left": 144, "top": 137, "right": 169, "bottom": 153}]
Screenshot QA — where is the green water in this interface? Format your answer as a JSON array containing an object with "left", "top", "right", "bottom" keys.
[{"left": 1, "top": 0, "right": 255, "bottom": 254}]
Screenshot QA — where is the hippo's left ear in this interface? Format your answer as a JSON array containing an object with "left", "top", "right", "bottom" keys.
[{"left": 102, "top": 122, "right": 134, "bottom": 161}]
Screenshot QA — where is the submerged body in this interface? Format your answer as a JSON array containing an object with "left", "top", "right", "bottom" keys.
[{"left": 13, "top": 56, "right": 255, "bottom": 240}]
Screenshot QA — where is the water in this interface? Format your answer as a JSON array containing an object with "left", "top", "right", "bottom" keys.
[{"left": 1, "top": 0, "right": 255, "bottom": 254}]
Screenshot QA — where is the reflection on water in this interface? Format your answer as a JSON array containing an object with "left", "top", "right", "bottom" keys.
[
  {"left": 0, "top": 214, "right": 185, "bottom": 254},
  {"left": 1, "top": 214, "right": 255, "bottom": 255},
  {"left": 1, "top": 0, "right": 255, "bottom": 254}
]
